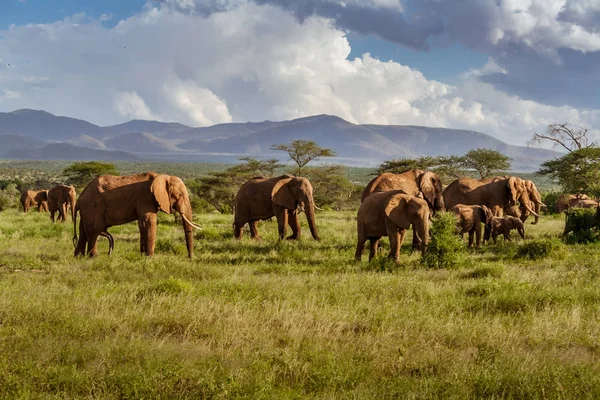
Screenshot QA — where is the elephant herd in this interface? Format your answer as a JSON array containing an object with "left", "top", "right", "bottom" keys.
[
  {"left": 354, "top": 170, "right": 542, "bottom": 263},
  {"left": 17, "top": 169, "right": 581, "bottom": 263}
]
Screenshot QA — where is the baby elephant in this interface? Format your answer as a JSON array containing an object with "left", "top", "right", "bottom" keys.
[
  {"left": 449, "top": 204, "right": 493, "bottom": 247},
  {"left": 355, "top": 190, "right": 429, "bottom": 263},
  {"left": 486, "top": 216, "right": 525, "bottom": 244}
]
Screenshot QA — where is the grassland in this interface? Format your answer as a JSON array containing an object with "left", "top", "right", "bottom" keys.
[{"left": 1, "top": 208, "right": 599, "bottom": 399}]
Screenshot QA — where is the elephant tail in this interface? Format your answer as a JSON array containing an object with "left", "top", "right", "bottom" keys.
[{"left": 72, "top": 205, "right": 78, "bottom": 247}]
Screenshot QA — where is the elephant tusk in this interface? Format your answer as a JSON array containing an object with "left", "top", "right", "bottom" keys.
[
  {"left": 314, "top": 205, "right": 323, "bottom": 211},
  {"left": 181, "top": 213, "right": 202, "bottom": 230},
  {"left": 524, "top": 204, "right": 541, "bottom": 218}
]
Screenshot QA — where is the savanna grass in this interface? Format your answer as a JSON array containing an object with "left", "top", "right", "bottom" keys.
[{"left": 1, "top": 208, "right": 600, "bottom": 398}]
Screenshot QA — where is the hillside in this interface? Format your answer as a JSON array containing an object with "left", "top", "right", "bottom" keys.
[
  {"left": 0, "top": 109, "right": 562, "bottom": 169},
  {"left": 3, "top": 143, "right": 138, "bottom": 161}
]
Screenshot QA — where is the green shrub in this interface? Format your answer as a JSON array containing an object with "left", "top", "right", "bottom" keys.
[
  {"left": 515, "top": 238, "right": 563, "bottom": 260},
  {"left": 423, "top": 212, "right": 466, "bottom": 269},
  {"left": 541, "top": 192, "right": 562, "bottom": 214},
  {"left": 0, "top": 184, "right": 20, "bottom": 211},
  {"left": 563, "top": 208, "right": 599, "bottom": 244},
  {"left": 154, "top": 238, "right": 182, "bottom": 254}
]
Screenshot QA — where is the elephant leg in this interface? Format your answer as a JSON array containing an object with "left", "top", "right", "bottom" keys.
[
  {"left": 58, "top": 204, "right": 66, "bottom": 222},
  {"left": 50, "top": 210, "right": 56, "bottom": 222},
  {"left": 287, "top": 210, "right": 301, "bottom": 240},
  {"left": 249, "top": 221, "right": 260, "bottom": 239},
  {"left": 475, "top": 224, "right": 482, "bottom": 248},
  {"left": 42, "top": 202, "right": 48, "bottom": 212},
  {"left": 368, "top": 237, "right": 381, "bottom": 261},
  {"left": 355, "top": 234, "right": 366, "bottom": 261},
  {"left": 468, "top": 231, "right": 474, "bottom": 247},
  {"left": 274, "top": 207, "right": 288, "bottom": 240},
  {"left": 37, "top": 203, "right": 42, "bottom": 213},
  {"left": 74, "top": 220, "right": 88, "bottom": 257},
  {"left": 138, "top": 219, "right": 148, "bottom": 253},
  {"left": 234, "top": 219, "right": 245, "bottom": 239},
  {"left": 504, "top": 231, "right": 511, "bottom": 242},
  {"left": 85, "top": 227, "right": 100, "bottom": 257},
  {"left": 145, "top": 214, "right": 158, "bottom": 256}
]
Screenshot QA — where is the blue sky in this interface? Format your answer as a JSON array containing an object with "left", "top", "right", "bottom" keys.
[{"left": 0, "top": 0, "right": 598, "bottom": 145}]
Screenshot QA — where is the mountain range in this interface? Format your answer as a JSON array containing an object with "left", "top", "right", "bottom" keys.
[{"left": 0, "top": 109, "right": 561, "bottom": 170}]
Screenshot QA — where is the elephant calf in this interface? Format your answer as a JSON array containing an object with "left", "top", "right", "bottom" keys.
[
  {"left": 355, "top": 190, "right": 429, "bottom": 263},
  {"left": 486, "top": 216, "right": 525, "bottom": 244},
  {"left": 449, "top": 204, "right": 492, "bottom": 247}
]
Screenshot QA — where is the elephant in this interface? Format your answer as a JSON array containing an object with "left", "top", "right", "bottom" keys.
[
  {"left": 485, "top": 216, "right": 525, "bottom": 244},
  {"left": 48, "top": 184, "right": 76, "bottom": 222},
  {"left": 443, "top": 176, "right": 540, "bottom": 219},
  {"left": 362, "top": 169, "right": 443, "bottom": 250},
  {"left": 449, "top": 204, "right": 493, "bottom": 248},
  {"left": 361, "top": 170, "right": 445, "bottom": 212},
  {"left": 355, "top": 190, "right": 429, "bottom": 263},
  {"left": 571, "top": 199, "right": 599, "bottom": 209},
  {"left": 516, "top": 180, "right": 546, "bottom": 224},
  {"left": 20, "top": 190, "right": 49, "bottom": 213},
  {"left": 557, "top": 193, "right": 591, "bottom": 213},
  {"left": 234, "top": 175, "right": 320, "bottom": 241},
  {"left": 74, "top": 172, "right": 200, "bottom": 258}
]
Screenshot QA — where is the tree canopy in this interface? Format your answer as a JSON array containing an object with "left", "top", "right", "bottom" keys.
[
  {"left": 272, "top": 140, "right": 335, "bottom": 176},
  {"left": 538, "top": 147, "right": 600, "bottom": 196},
  {"left": 461, "top": 148, "right": 511, "bottom": 179},
  {"left": 376, "top": 149, "right": 511, "bottom": 181},
  {"left": 62, "top": 162, "right": 119, "bottom": 187}
]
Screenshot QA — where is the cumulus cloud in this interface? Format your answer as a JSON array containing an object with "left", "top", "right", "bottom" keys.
[{"left": 0, "top": 2, "right": 598, "bottom": 145}]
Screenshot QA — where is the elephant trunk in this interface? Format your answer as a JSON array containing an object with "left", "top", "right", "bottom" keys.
[
  {"left": 532, "top": 201, "right": 542, "bottom": 225},
  {"left": 305, "top": 198, "right": 320, "bottom": 241},
  {"left": 72, "top": 204, "right": 78, "bottom": 247},
  {"left": 176, "top": 195, "right": 196, "bottom": 259},
  {"left": 518, "top": 227, "right": 525, "bottom": 239}
]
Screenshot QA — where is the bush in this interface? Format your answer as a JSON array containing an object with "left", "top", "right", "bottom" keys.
[
  {"left": 0, "top": 184, "right": 21, "bottom": 211},
  {"left": 563, "top": 208, "right": 599, "bottom": 244},
  {"left": 541, "top": 192, "right": 562, "bottom": 214},
  {"left": 423, "top": 212, "right": 466, "bottom": 269},
  {"left": 515, "top": 238, "right": 563, "bottom": 260}
]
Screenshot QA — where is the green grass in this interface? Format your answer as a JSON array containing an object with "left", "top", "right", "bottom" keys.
[{"left": 1, "top": 209, "right": 600, "bottom": 398}]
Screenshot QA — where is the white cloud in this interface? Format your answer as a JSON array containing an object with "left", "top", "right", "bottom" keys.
[{"left": 0, "top": 3, "right": 598, "bottom": 145}]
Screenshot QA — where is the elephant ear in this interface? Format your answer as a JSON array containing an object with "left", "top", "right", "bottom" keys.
[
  {"left": 418, "top": 171, "right": 437, "bottom": 207},
  {"left": 272, "top": 177, "right": 296, "bottom": 210},
  {"left": 151, "top": 174, "right": 172, "bottom": 214},
  {"left": 384, "top": 195, "right": 411, "bottom": 229},
  {"left": 506, "top": 177, "right": 519, "bottom": 204}
]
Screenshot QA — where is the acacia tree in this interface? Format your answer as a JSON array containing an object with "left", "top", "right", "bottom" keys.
[
  {"left": 272, "top": 140, "right": 335, "bottom": 176},
  {"left": 460, "top": 148, "right": 511, "bottom": 179},
  {"left": 528, "top": 123, "right": 595, "bottom": 153},
  {"left": 62, "top": 162, "right": 119, "bottom": 187},
  {"left": 538, "top": 148, "right": 600, "bottom": 196}
]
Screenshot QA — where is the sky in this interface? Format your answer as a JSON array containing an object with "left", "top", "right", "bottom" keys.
[{"left": 0, "top": 0, "right": 599, "bottom": 145}]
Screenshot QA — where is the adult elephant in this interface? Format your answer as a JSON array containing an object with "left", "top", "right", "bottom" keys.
[
  {"left": 443, "top": 176, "right": 540, "bottom": 219},
  {"left": 571, "top": 199, "right": 599, "bottom": 209},
  {"left": 517, "top": 180, "right": 546, "bottom": 224},
  {"left": 74, "top": 172, "right": 200, "bottom": 258},
  {"left": 557, "top": 194, "right": 590, "bottom": 213},
  {"left": 234, "top": 175, "right": 319, "bottom": 240},
  {"left": 361, "top": 170, "right": 445, "bottom": 212},
  {"left": 20, "top": 190, "right": 49, "bottom": 213},
  {"left": 48, "top": 185, "right": 76, "bottom": 222},
  {"left": 355, "top": 191, "right": 429, "bottom": 263}
]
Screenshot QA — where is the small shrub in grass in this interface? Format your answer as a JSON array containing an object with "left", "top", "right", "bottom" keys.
[
  {"left": 423, "top": 212, "right": 466, "bottom": 269},
  {"left": 363, "top": 256, "right": 399, "bottom": 273},
  {"left": 139, "top": 277, "right": 192, "bottom": 298},
  {"left": 194, "top": 227, "right": 223, "bottom": 241},
  {"left": 563, "top": 208, "right": 599, "bottom": 244},
  {"left": 515, "top": 238, "right": 563, "bottom": 260},
  {"left": 154, "top": 238, "right": 181, "bottom": 254},
  {"left": 461, "top": 265, "right": 504, "bottom": 279}
]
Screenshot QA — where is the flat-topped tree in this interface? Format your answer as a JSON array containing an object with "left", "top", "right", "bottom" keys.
[{"left": 272, "top": 140, "right": 335, "bottom": 176}]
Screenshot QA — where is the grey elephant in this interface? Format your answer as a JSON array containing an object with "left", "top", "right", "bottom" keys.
[
  {"left": 48, "top": 184, "right": 76, "bottom": 222},
  {"left": 234, "top": 175, "right": 319, "bottom": 240},
  {"left": 486, "top": 216, "right": 525, "bottom": 244},
  {"left": 355, "top": 190, "right": 429, "bottom": 263},
  {"left": 449, "top": 204, "right": 493, "bottom": 247},
  {"left": 74, "top": 172, "right": 200, "bottom": 257},
  {"left": 20, "top": 190, "right": 49, "bottom": 213}
]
